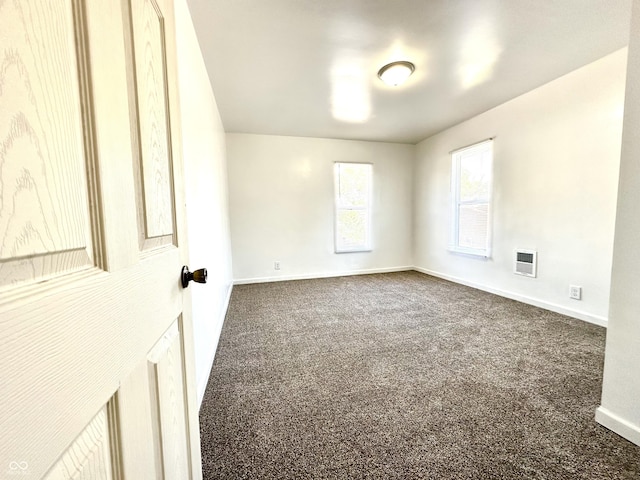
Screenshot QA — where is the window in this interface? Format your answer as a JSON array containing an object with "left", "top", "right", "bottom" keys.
[
  {"left": 334, "top": 162, "right": 372, "bottom": 253},
  {"left": 450, "top": 140, "right": 493, "bottom": 257}
]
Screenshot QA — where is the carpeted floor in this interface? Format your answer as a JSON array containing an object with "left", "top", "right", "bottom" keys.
[{"left": 199, "top": 271, "right": 640, "bottom": 479}]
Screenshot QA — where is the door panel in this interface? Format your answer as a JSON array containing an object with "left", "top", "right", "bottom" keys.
[
  {"left": 130, "top": 0, "right": 176, "bottom": 246},
  {"left": 118, "top": 318, "right": 197, "bottom": 480},
  {"left": 0, "top": 0, "right": 95, "bottom": 290},
  {"left": 0, "top": 0, "right": 202, "bottom": 478},
  {"left": 42, "top": 406, "right": 114, "bottom": 480},
  {"left": 118, "top": 356, "right": 162, "bottom": 479},
  {"left": 148, "top": 320, "right": 190, "bottom": 479}
]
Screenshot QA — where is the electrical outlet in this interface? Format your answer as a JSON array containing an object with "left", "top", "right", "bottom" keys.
[
  {"left": 569, "top": 285, "right": 582, "bottom": 300},
  {"left": 274, "top": 261, "right": 281, "bottom": 271}
]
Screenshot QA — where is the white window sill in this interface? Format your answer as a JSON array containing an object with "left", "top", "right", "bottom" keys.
[
  {"left": 335, "top": 248, "right": 372, "bottom": 254},
  {"left": 448, "top": 246, "right": 490, "bottom": 259}
]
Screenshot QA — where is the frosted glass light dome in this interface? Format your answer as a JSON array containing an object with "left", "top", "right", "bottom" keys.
[{"left": 377, "top": 61, "right": 415, "bottom": 86}]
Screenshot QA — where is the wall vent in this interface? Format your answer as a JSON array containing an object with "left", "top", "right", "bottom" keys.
[{"left": 515, "top": 249, "right": 537, "bottom": 277}]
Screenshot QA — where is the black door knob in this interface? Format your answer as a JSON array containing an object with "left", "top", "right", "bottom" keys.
[{"left": 181, "top": 266, "right": 207, "bottom": 288}]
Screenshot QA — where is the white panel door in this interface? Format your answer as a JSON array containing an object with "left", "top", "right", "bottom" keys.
[{"left": 0, "top": 0, "right": 202, "bottom": 478}]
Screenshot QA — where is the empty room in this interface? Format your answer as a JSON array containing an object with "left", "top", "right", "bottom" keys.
[
  {"left": 191, "top": 0, "right": 640, "bottom": 478},
  {"left": 1, "top": 0, "right": 639, "bottom": 479}
]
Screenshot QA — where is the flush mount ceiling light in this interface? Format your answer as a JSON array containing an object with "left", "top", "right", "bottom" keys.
[{"left": 377, "top": 61, "right": 415, "bottom": 86}]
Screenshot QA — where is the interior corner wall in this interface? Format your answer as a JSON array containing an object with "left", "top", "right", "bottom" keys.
[
  {"left": 597, "top": 0, "right": 640, "bottom": 447},
  {"left": 226, "top": 134, "right": 414, "bottom": 283},
  {"left": 413, "top": 49, "right": 627, "bottom": 325},
  {"left": 175, "top": 0, "right": 233, "bottom": 406}
]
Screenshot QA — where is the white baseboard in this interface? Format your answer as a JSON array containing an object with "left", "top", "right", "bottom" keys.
[
  {"left": 596, "top": 406, "right": 640, "bottom": 446},
  {"left": 233, "top": 266, "right": 414, "bottom": 285},
  {"left": 197, "top": 282, "right": 233, "bottom": 410},
  {"left": 413, "top": 267, "right": 608, "bottom": 328}
]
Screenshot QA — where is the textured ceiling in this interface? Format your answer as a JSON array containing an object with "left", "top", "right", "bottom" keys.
[{"left": 186, "top": 0, "right": 631, "bottom": 144}]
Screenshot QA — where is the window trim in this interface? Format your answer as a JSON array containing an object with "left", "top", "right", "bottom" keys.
[
  {"left": 334, "top": 162, "right": 373, "bottom": 254},
  {"left": 449, "top": 139, "right": 493, "bottom": 258}
]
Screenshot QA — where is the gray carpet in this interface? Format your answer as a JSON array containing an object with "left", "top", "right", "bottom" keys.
[{"left": 199, "top": 271, "right": 640, "bottom": 479}]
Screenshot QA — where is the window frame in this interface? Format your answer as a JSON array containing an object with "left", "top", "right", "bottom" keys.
[
  {"left": 449, "top": 139, "right": 493, "bottom": 258},
  {"left": 334, "top": 162, "right": 373, "bottom": 253}
]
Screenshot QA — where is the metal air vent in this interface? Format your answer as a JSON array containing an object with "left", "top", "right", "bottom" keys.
[{"left": 515, "top": 249, "right": 537, "bottom": 277}]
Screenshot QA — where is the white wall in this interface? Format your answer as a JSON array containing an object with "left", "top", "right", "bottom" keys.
[
  {"left": 413, "top": 49, "right": 627, "bottom": 325},
  {"left": 227, "top": 134, "right": 414, "bottom": 282},
  {"left": 175, "top": 0, "right": 233, "bottom": 406},
  {"left": 597, "top": 0, "right": 640, "bottom": 447}
]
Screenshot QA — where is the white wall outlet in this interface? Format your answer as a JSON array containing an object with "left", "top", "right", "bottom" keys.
[
  {"left": 274, "top": 261, "right": 281, "bottom": 271},
  {"left": 569, "top": 285, "right": 582, "bottom": 300}
]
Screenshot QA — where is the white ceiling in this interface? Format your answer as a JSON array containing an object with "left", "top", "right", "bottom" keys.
[{"left": 186, "top": 0, "right": 631, "bottom": 144}]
